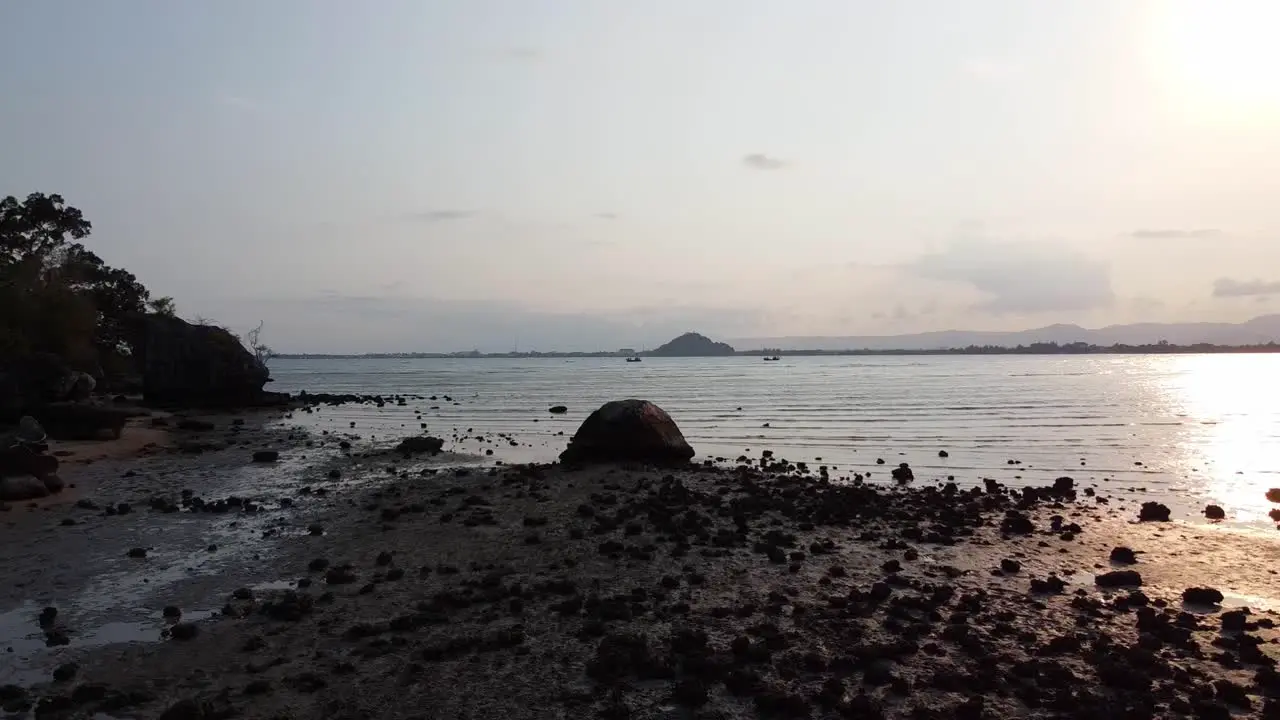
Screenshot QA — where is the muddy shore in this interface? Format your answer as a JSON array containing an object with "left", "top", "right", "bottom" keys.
[{"left": 3, "top": 424, "right": 1280, "bottom": 719}]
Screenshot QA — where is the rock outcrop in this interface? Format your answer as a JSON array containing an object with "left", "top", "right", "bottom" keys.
[
  {"left": 0, "top": 354, "right": 93, "bottom": 422},
  {"left": 559, "top": 400, "right": 695, "bottom": 465},
  {"left": 130, "top": 315, "right": 273, "bottom": 407}
]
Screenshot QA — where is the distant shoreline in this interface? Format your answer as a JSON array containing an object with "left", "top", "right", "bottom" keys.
[{"left": 274, "top": 342, "right": 1280, "bottom": 360}]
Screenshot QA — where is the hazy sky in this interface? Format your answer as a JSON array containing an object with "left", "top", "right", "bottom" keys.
[{"left": 3, "top": 0, "right": 1279, "bottom": 352}]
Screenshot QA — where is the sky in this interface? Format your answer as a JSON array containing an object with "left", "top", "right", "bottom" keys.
[{"left": 3, "top": 0, "right": 1279, "bottom": 352}]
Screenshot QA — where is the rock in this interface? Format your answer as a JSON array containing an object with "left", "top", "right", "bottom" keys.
[
  {"left": 169, "top": 622, "right": 199, "bottom": 640},
  {"left": 0, "top": 354, "right": 81, "bottom": 421},
  {"left": 52, "top": 663, "right": 78, "bottom": 682},
  {"left": 42, "top": 475, "right": 64, "bottom": 494},
  {"left": 559, "top": 400, "right": 695, "bottom": 465},
  {"left": 127, "top": 547, "right": 147, "bottom": 558},
  {"left": 1267, "top": 488, "right": 1280, "bottom": 504},
  {"left": 130, "top": 314, "right": 273, "bottom": 407},
  {"left": 1110, "top": 547, "right": 1138, "bottom": 564},
  {"left": 394, "top": 436, "right": 444, "bottom": 455},
  {"left": 891, "top": 463, "right": 913, "bottom": 482},
  {"left": 0, "top": 444, "right": 58, "bottom": 479},
  {"left": 65, "top": 372, "right": 96, "bottom": 402},
  {"left": 1138, "top": 502, "right": 1171, "bottom": 522},
  {"left": 548, "top": 405, "right": 568, "bottom": 414},
  {"left": 16, "top": 416, "right": 46, "bottom": 443},
  {"left": 937, "top": 450, "right": 949, "bottom": 458},
  {"left": 176, "top": 418, "right": 215, "bottom": 432},
  {"left": 1221, "top": 609, "right": 1249, "bottom": 632},
  {"left": 38, "top": 607, "right": 57, "bottom": 627},
  {"left": 34, "top": 403, "right": 134, "bottom": 440},
  {"left": 1204, "top": 504, "right": 1226, "bottom": 520},
  {"left": 251, "top": 450, "right": 279, "bottom": 463},
  {"left": 0, "top": 476, "right": 49, "bottom": 501},
  {"left": 325, "top": 567, "right": 357, "bottom": 585},
  {"left": 1000, "top": 559, "right": 1021, "bottom": 573},
  {"left": 1000, "top": 511, "right": 1035, "bottom": 535},
  {"left": 1095, "top": 570, "right": 1143, "bottom": 588},
  {"left": 1183, "top": 587, "right": 1225, "bottom": 606},
  {"left": 1053, "top": 476, "right": 1074, "bottom": 493},
  {"left": 158, "top": 698, "right": 215, "bottom": 720},
  {"left": 163, "top": 606, "right": 182, "bottom": 618}
]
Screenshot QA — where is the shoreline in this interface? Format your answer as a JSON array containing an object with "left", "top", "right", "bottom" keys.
[{"left": 1, "top": 424, "right": 1278, "bottom": 718}]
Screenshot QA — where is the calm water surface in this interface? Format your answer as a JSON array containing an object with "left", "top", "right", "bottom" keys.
[{"left": 268, "top": 355, "right": 1280, "bottom": 527}]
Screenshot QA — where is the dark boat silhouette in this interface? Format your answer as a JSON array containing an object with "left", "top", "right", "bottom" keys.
[
  {"left": 763, "top": 356, "right": 780, "bottom": 361},
  {"left": 626, "top": 356, "right": 642, "bottom": 363}
]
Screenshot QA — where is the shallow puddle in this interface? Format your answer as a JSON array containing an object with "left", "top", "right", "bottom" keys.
[{"left": 0, "top": 602, "right": 217, "bottom": 686}]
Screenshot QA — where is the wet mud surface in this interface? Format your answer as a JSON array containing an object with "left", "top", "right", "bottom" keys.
[{"left": 2, "top": 443, "right": 1279, "bottom": 719}]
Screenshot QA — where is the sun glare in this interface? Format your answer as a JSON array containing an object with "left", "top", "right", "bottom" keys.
[
  {"left": 1152, "top": 0, "right": 1280, "bottom": 117},
  {"left": 1160, "top": 355, "right": 1280, "bottom": 523}
]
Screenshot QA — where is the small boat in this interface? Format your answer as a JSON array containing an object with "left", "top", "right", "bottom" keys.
[
  {"left": 626, "top": 356, "right": 642, "bottom": 363},
  {"left": 763, "top": 356, "right": 780, "bottom": 362}
]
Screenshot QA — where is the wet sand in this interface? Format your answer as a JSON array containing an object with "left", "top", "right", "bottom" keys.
[{"left": 3, "top": 435, "right": 1280, "bottom": 719}]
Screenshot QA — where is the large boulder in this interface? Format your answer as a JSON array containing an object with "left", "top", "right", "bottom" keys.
[
  {"left": 0, "top": 353, "right": 86, "bottom": 422},
  {"left": 0, "top": 476, "right": 49, "bottom": 502},
  {"left": 32, "top": 403, "right": 135, "bottom": 440},
  {"left": 0, "top": 444, "right": 58, "bottom": 479},
  {"left": 559, "top": 400, "right": 695, "bottom": 465},
  {"left": 130, "top": 315, "right": 270, "bottom": 407}
]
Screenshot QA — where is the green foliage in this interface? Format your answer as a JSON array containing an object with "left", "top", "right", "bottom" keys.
[
  {"left": 147, "top": 296, "right": 176, "bottom": 317},
  {"left": 0, "top": 192, "right": 156, "bottom": 372}
]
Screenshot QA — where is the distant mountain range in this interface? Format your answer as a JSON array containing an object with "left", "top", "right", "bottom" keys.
[{"left": 730, "top": 314, "right": 1280, "bottom": 352}]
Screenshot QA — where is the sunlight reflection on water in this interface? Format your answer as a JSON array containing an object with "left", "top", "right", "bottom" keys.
[{"left": 1158, "top": 355, "right": 1280, "bottom": 523}]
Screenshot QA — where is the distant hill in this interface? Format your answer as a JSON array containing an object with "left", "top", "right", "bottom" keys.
[
  {"left": 649, "top": 332, "right": 735, "bottom": 357},
  {"left": 731, "top": 314, "right": 1280, "bottom": 351}
]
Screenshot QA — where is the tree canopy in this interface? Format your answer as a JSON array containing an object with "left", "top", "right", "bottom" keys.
[{"left": 0, "top": 192, "right": 171, "bottom": 371}]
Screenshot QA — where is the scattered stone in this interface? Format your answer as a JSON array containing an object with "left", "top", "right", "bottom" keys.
[
  {"left": 1183, "top": 587, "right": 1225, "bottom": 606},
  {"left": 1110, "top": 546, "right": 1138, "bottom": 564},
  {"left": 1138, "top": 502, "right": 1171, "bottom": 522},
  {"left": 252, "top": 450, "right": 279, "bottom": 463},
  {"left": 548, "top": 405, "right": 568, "bottom": 414},
  {"left": 127, "top": 547, "right": 147, "bottom": 559},
  {"left": 1204, "top": 504, "right": 1226, "bottom": 520},
  {"left": 326, "top": 567, "right": 357, "bottom": 585},
  {"left": 395, "top": 436, "right": 444, "bottom": 455},
  {"left": 1095, "top": 570, "right": 1143, "bottom": 588},
  {"left": 168, "top": 622, "right": 199, "bottom": 641},
  {"left": 1000, "top": 559, "right": 1021, "bottom": 573}
]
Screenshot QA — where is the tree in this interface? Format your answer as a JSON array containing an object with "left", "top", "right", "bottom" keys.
[
  {"left": 147, "top": 297, "right": 176, "bottom": 317},
  {"left": 0, "top": 193, "right": 92, "bottom": 269},
  {"left": 244, "top": 321, "right": 273, "bottom": 367},
  {"left": 0, "top": 192, "right": 157, "bottom": 371}
]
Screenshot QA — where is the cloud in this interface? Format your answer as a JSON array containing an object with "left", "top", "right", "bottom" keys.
[
  {"left": 1130, "top": 228, "right": 1221, "bottom": 239},
  {"left": 1212, "top": 277, "right": 1280, "bottom": 297},
  {"left": 908, "top": 236, "right": 1114, "bottom": 314},
  {"left": 742, "top": 154, "right": 788, "bottom": 171},
  {"left": 410, "top": 210, "right": 476, "bottom": 222}
]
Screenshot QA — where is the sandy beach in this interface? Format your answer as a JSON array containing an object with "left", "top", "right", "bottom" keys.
[{"left": 3, "top": 416, "right": 1280, "bottom": 720}]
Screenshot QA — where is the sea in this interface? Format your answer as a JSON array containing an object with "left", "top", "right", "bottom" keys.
[{"left": 267, "top": 354, "right": 1280, "bottom": 529}]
